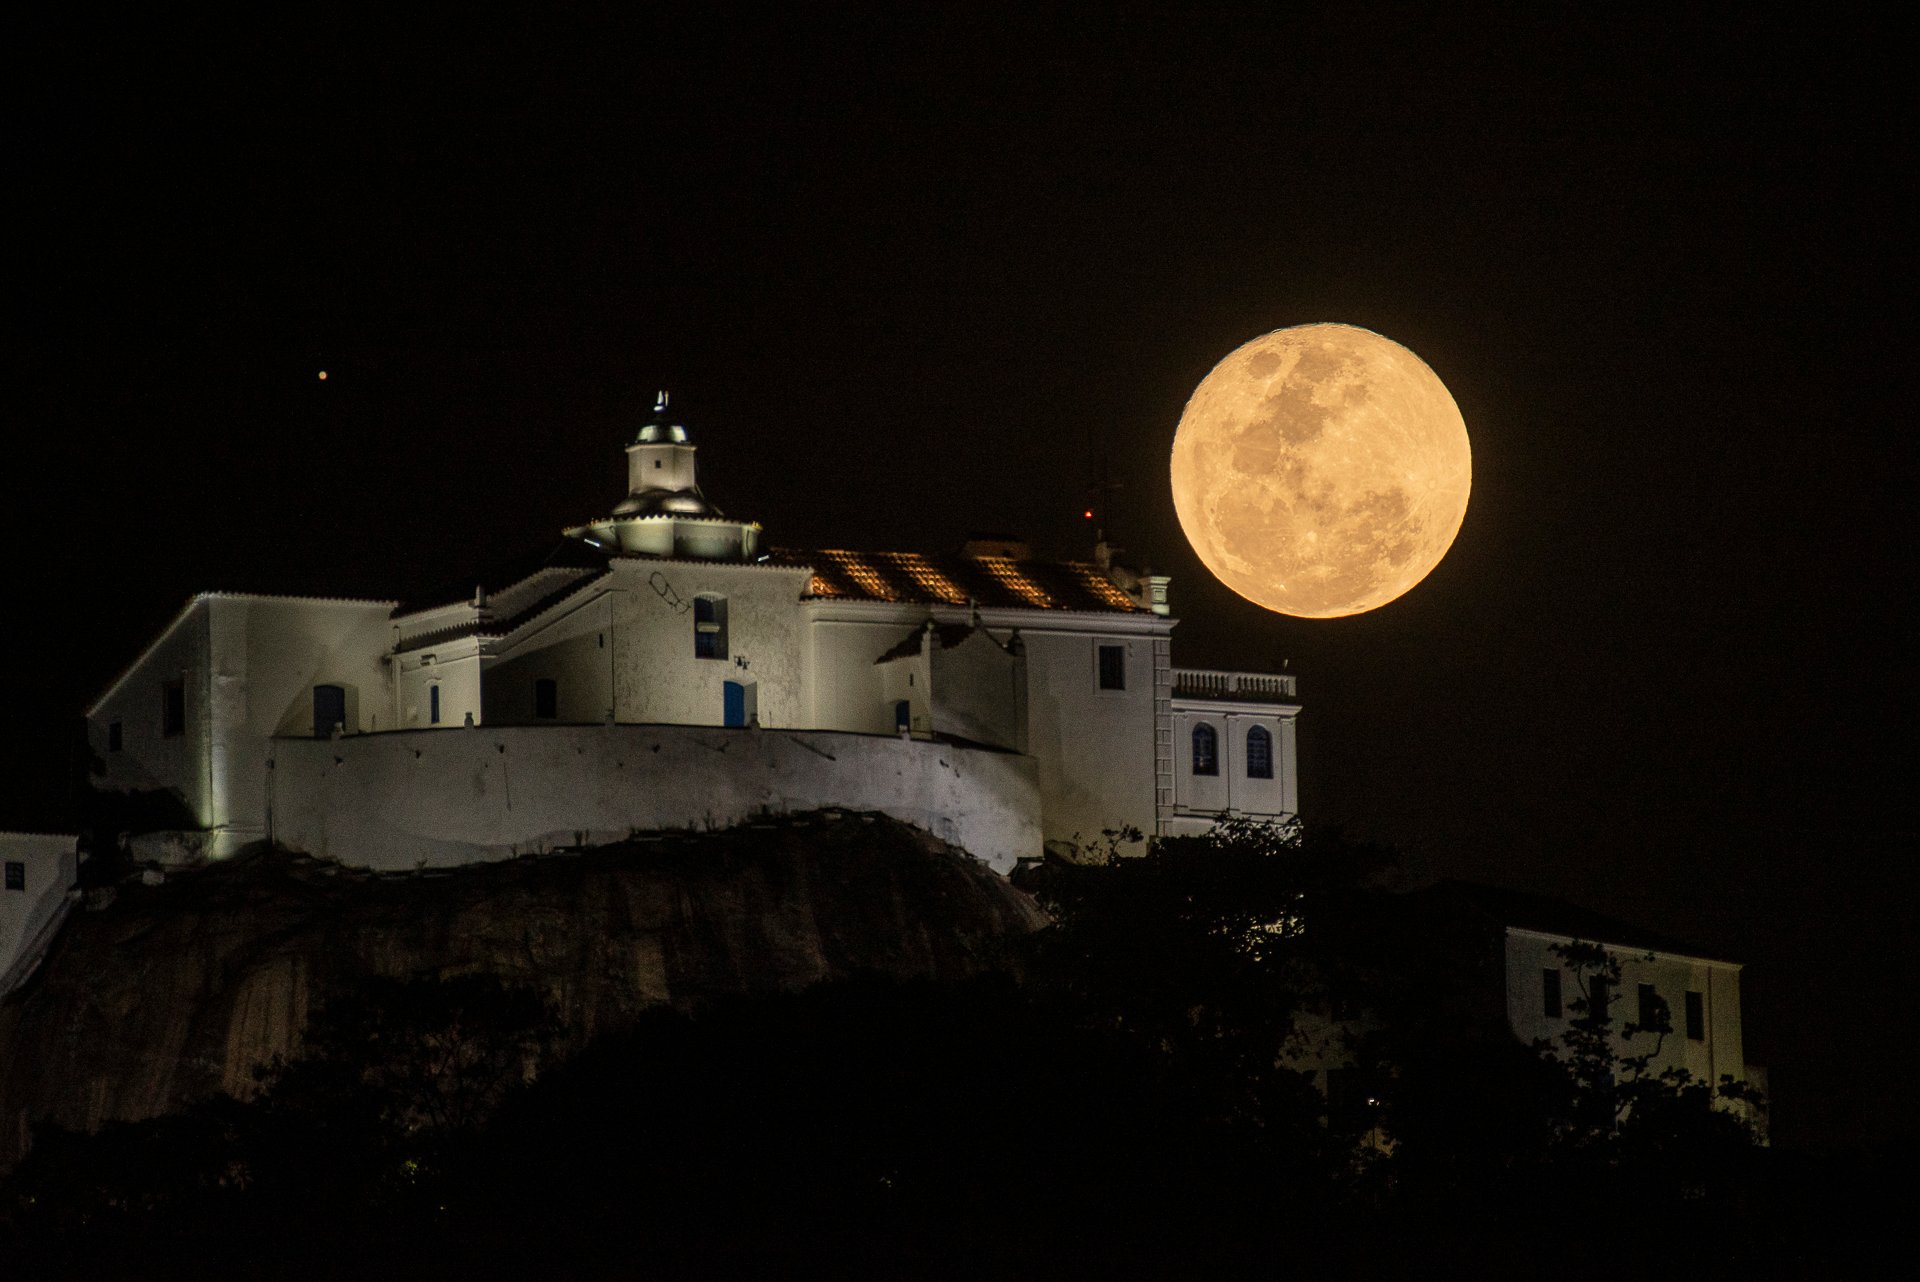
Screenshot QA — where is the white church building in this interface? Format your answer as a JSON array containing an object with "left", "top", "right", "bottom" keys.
[{"left": 82, "top": 395, "right": 1301, "bottom": 876}]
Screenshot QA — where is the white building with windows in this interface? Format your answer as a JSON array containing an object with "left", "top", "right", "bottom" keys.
[
  {"left": 82, "top": 394, "right": 1300, "bottom": 877},
  {"left": 1436, "top": 882, "right": 1765, "bottom": 1136},
  {"left": 0, "top": 833, "right": 80, "bottom": 995}
]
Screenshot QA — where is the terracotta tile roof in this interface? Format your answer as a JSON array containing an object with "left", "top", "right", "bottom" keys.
[{"left": 773, "top": 548, "right": 1147, "bottom": 613}]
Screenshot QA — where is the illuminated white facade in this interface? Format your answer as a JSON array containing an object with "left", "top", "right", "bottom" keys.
[{"left": 84, "top": 395, "right": 1300, "bottom": 872}]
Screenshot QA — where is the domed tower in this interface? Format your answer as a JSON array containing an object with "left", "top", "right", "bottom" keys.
[{"left": 566, "top": 392, "right": 763, "bottom": 560}]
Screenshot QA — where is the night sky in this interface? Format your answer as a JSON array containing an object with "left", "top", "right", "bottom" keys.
[{"left": 10, "top": 5, "right": 1913, "bottom": 1150}]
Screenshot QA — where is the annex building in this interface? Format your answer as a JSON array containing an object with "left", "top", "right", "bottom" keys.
[{"left": 81, "top": 395, "right": 1301, "bottom": 876}]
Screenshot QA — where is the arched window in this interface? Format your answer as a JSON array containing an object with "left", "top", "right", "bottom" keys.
[
  {"left": 1246, "top": 725, "right": 1273, "bottom": 779},
  {"left": 1192, "top": 722, "right": 1218, "bottom": 776}
]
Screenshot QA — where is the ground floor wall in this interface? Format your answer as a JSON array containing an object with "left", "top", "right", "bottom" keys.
[{"left": 269, "top": 724, "right": 1042, "bottom": 874}]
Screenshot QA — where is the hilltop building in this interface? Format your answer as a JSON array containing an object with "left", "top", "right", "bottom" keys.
[
  {"left": 79, "top": 394, "right": 1300, "bottom": 876},
  {"left": 5, "top": 395, "right": 1760, "bottom": 1133},
  {"left": 1280, "top": 882, "right": 1765, "bottom": 1137},
  {"left": 0, "top": 832, "right": 78, "bottom": 995}
]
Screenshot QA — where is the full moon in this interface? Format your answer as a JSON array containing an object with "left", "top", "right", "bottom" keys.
[{"left": 1170, "top": 323, "right": 1471, "bottom": 618}]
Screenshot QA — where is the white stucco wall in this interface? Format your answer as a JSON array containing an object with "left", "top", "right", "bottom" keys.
[
  {"left": 212, "top": 597, "right": 396, "bottom": 847},
  {"left": 88, "top": 599, "right": 215, "bottom": 824},
  {"left": 1018, "top": 622, "right": 1164, "bottom": 850},
  {"left": 1, "top": 832, "right": 80, "bottom": 994},
  {"left": 1167, "top": 703, "right": 1300, "bottom": 834},
  {"left": 268, "top": 723, "right": 1042, "bottom": 873},
  {"left": 607, "top": 561, "right": 814, "bottom": 729},
  {"left": 396, "top": 644, "right": 483, "bottom": 730},
  {"left": 484, "top": 592, "right": 617, "bottom": 725},
  {"left": 1506, "top": 928, "right": 1752, "bottom": 1112},
  {"left": 929, "top": 629, "right": 1026, "bottom": 751},
  {"left": 87, "top": 595, "right": 396, "bottom": 854},
  {"left": 806, "top": 610, "right": 934, "bottom": 736}
]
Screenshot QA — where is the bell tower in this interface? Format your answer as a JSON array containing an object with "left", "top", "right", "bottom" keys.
[
  {"left": 565, "top": 390, "right": 764, "bottom": 561},
  {"left": 626, "top": 391, "right": 699, "bottom": 494}
]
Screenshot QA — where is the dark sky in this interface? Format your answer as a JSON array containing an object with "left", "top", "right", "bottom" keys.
[{"left": 9, "top": 4, "right": 1914, "bottom": 1149}]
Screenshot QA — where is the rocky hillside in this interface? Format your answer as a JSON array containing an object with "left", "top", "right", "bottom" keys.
[{"left": 0, "top": 812, "right": 1047, "bottom": 1169}]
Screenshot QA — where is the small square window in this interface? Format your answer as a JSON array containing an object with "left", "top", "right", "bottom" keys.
[
  {"left": 1097, "top": 644, "right": 1125, "bottom": 690},
  {"left": 1542, "top": 968, "right": 1562, "bottom": 1019},
  {"left": 108, "top": 721, "right": 123, "bottom": 752},
  {"left": 4, "top": 861, "right": 23, "bottom": 892},
  {"left": 1685, "top": 991, "right": 1705, "bottom": 1041}
]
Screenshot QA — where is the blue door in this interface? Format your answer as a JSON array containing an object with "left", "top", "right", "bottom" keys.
[
  {"left": 723, "top": 681, "right": 746, "bottom": 727},
  {"left": 314, "top": 685, "right": 346, "bottom": 738}
]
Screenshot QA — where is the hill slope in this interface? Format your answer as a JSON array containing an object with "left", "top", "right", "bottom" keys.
[{"left": 0, "top": 811, "right": 1045, "bottom": 1169}]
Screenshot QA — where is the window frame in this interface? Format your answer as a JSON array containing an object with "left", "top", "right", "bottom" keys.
[
  {"left": 1245, "top": 724, "right": 1273, "bottom": 779},
  {"left": 1542, "top": 967, "right": 1563, "bottom": 1019},
  {"left": 534, "top": 678, "right": 558, "bottom": 720},
  {"left": 1096, "top": 643, "right": 1126, "bottom": 691},
  {"left": 1684, "top": 990, "right": 1705, "bottom": 1041},
  {"left": 3, "top": 861, "right": 23, "bottom": 892},
  {"left": 694, "top": 595, "right": 728, "bottom": 661},
  {"left": 1191, "top": 722, "right": 1219, "bottom": 777}
]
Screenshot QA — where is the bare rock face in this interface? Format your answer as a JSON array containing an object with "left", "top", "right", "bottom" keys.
[{"left": 0, "top": 812, "right": 1047, "bottom": 1169}]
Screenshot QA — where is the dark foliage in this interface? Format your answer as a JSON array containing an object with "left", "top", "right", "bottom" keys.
[{"left": 0, "top": 825, "right": 1877, "bottom": 1278}]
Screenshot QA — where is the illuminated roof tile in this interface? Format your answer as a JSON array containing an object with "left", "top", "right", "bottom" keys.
[
  {"left": 1072, "top": 564, "right": 1140, "bottom": 610},
  {"left": 973, "top": 556, "right": 1054, "bottom": 609},
  {"left": 887, "top": 552, "right": 968, "bottom": 605},
  {"left": 831, "top": 552, "right": 900, "bottom": 602},
  {"left": 774, "top": 547, "right": 1148, "bottom": 613}
]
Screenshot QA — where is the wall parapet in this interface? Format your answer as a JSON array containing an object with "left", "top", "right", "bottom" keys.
[
  {"left": 1171, "top": 668, "right": 1299, "bottom": 703},
  {"left": 268, "top": 724, "right": 1041, "bottom": 874}
]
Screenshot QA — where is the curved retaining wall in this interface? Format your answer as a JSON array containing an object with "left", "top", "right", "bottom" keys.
[{"left": 268, "top": 724, "right": 1040, "bottom": 873}]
